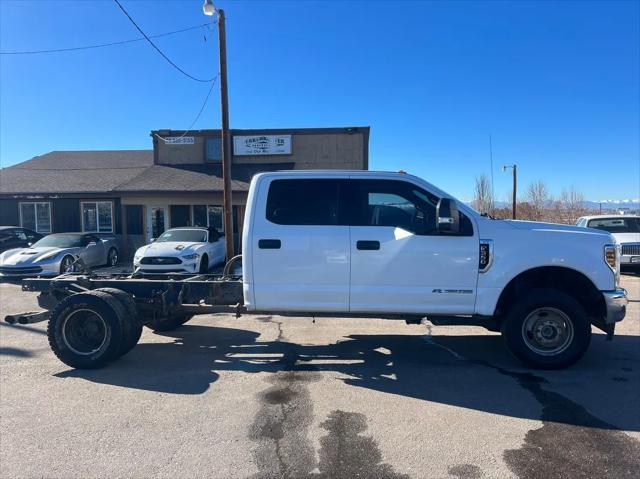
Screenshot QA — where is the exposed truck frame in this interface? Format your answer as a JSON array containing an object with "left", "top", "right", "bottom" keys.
[{"left": 7, "top": 267, "right": 474, "bottom": 369}]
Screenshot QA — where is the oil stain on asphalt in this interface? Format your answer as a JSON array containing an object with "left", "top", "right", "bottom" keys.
[
  {"left": 499, "top": 368, "right": 640, "bottom": 479},
  {"left": 448, "top": 464, "right": 483, "bottom": 479},
  {"left": 250, "top": 320, "right": 640, "bottom": 478},
  {"left": 249, "top": 319, "right": 408, "bottom": 478}
]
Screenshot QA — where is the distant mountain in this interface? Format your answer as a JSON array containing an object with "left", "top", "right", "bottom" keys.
[
  {"left": 465, "top": 199, "right": 640, "bottom": 212},
  {"left": 585, "top": 199, "right": 640, "bottom": 211}
]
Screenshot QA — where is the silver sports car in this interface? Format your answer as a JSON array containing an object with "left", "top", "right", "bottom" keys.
[{"left": 0, "top": 233, "right": 118, "bottom": 277}]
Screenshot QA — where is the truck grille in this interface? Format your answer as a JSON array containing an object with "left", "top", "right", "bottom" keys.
[
  {"left": 621, "top": 244, "right": 640, "bottom": 256},
  {"left": 0, "top": 266, "right": 43, "bottom": 275},
  {"left": 140, "top": 257, "right": 182, "bottom": 265}
]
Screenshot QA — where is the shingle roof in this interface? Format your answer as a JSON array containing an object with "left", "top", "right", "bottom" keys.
[{"left": 0, "top": 150, "right": 292, "bottom": 195}]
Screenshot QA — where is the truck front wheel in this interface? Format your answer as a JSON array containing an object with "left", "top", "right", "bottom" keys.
[{"left": 501, "top": 288, "right": 591, "bottom": 369}]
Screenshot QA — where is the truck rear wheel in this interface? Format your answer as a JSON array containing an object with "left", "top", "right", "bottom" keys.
[
  {"left": 47, "top": 292, "right": 126, "bottom": 369},
  {"left": 501, "top": 288, "right": 591, "bottom": 369},
  {"left": 95, "top": 288, "right": 143, "bottom": 356}
]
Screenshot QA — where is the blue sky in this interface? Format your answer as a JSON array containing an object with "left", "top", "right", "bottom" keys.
[{"left": 1, "top": 0, "right": 638, "bottom": 202}]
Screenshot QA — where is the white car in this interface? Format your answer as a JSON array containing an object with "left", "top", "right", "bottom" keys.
[
  {"left": 576, "top": 215, "right": 640, "bottom": 271},
  {"left": 133, "top": 227, "right": 225, "bottom": 274}
]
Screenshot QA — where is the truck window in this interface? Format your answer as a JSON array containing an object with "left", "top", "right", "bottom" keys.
[
  {"left": 266, "top": 179, "right": 341, "bottom": 225},
  {"left": 350, "top": 179, "right": 473, "bottom": 236}
]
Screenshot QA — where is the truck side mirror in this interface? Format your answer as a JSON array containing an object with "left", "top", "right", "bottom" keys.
[{"left": 436, "top": 198, "right": 460, "bottom": 234}]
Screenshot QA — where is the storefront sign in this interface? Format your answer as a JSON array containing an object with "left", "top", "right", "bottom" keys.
[
  {"left": 233, "top": 135, "right": 292, "bottom": 155},
  {"left": 164, "top": 137, "right": 195, "bottom": 145}
]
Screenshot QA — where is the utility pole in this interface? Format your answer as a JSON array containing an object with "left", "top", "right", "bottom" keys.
[
  {"left": 489, "top": 135, "right": 495, "bottom": 211},
  {"left": 204, "top": 1, "right": 234, "bottom": 260},
  {"left": 502, "top": 164, "right": 517, "bottom": 219}
]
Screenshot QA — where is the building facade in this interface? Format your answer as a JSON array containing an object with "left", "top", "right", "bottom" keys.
[{"left": 0, "top": 127, "right": 369, "bottom": 257}]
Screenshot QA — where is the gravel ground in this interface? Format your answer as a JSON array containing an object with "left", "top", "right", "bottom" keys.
[{"left": 0, "top": 275, "right": 638, "bottom": 479}]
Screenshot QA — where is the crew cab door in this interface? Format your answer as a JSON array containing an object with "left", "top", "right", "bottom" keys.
[
  {"left": 348, "top": 179, "right": 479, "bottom": 315},
  {"left": 250, "top": 177, "right": 350, "bottom": 312}
]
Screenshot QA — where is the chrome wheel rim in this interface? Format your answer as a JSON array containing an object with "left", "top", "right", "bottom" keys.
[
  {"left": 109, "top": 250, "right": 118, "bottom": 266},
  {"left": 61, "top": 309, "right": 108, "bottom": 355},
  {"left": 521, "top": 307, "right": 574, "bottom": 356}
]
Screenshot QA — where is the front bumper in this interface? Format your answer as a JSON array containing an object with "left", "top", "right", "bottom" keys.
[
  {"left": 0, "top": 262, "right": 62, "bottom": 277},
  {"left": 133, "top": 260, "right": 199, "bottom": 274},
  {"left": 602, "top": 288, "right": 628, "bottom": 324},
  {"left": 620, "top": 254, "right": 640, "bottom": 265}
]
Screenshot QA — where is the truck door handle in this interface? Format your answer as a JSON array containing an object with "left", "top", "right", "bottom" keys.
[
  {"left": 356, "top": 240, "right": 380, "bottom": 251},
  {"left": 258, "top": 239, "right": 281, "bottom": 249}
]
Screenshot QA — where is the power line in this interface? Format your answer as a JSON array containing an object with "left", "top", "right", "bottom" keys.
[
  {"left": 0, "top": 22, "right": 212, "bottom": 55},
  {"left": 154, "top": 74, "right": 220, "bottom": 143},
  {"left": 113, "top": 0, "right": 215, "bottom": 83}
]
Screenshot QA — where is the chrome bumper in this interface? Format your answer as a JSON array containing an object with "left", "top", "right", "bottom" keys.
[{"left": 603, "top": 288, "right": 628, "bottom": 324}]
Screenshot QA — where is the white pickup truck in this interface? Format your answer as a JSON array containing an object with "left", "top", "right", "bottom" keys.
[{"left": 10, "top": 171, "right": 628, "bottom": 370}]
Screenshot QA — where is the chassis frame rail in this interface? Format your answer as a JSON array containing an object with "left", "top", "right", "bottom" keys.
[{"left": 20, "top": 272, "right": 246, "bottom": 318}]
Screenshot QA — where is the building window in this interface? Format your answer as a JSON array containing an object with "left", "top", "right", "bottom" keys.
[
  {"left": 207, "top": 206, "right": 223, "bottom": 231},
  {"left": 193, "top": 205, "right": 224, "bottom": 232},
  {"left": 205, "top": 137, "right": 222, "bottom": 163},
  {"left": 19, "top": 202, "right": 52, "bottom": 233},
  {"left": 81, "top": 201, "right": 113, "bottom": 233}
]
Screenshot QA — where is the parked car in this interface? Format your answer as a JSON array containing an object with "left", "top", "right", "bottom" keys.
[
  {"left": 0, "top": 226, "right": 42, "bottom": 253},
  {"left": 576, "top": 215, "right": 640, "bottom": 271},
  {"left": 133, "top": 227, "right": 225, "bottom": 273},
  {"left": 0, "top": 232, "right": 118, "bottom": 277}
]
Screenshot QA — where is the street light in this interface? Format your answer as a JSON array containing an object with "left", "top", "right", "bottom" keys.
[
  {"left": 502, "top": 164, "right": 517, "bottom": 219},
  {"left": 202, "top": 0, "right": 215, "bottom": 16},
  {"left": 203, "top": 0, "right": 234, "bottom": 261}
]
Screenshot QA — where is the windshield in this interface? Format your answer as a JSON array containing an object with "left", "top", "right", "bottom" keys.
[
  {"left": 156, "top": 229, "right": 207, "bottom": 243},
  {"left": 587, "top": 217, "right": 640, "bottom": 234},
  {"left": 32, "top": 234, "right": 84, "bottom": 248}
]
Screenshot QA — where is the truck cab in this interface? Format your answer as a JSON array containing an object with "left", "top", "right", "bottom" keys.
[{"left": 243, "top": 171, "right": 627, "bottom": 368}]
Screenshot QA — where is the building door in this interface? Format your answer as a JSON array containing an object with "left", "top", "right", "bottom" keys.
[{"left": 146, "top": 206, "right": 168, "bottom": 242}]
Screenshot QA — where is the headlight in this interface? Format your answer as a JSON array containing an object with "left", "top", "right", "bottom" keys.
[
  {"left": 604, "top": 244, "right": 620, "bottom": 285},
  {"left": 181, "top": 253, "right": 199, "bottom": 260},
  {"left": 604, "top": 244, "right": 617, "bottom": 269}
]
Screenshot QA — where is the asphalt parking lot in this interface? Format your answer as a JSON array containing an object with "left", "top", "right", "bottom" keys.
[{"left": 1, "top": 275, "right": 639, "bottom": 479}]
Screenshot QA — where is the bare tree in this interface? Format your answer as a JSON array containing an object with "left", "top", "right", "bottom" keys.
[
  {"left": 556, "top": 186, "right": 588, "bottom": 224},
  {"left": 526, "top": 180, "right": 551, "bottom": 221},
  {"left": 472, "top": 174, "right": 494, "bottom": 214}
]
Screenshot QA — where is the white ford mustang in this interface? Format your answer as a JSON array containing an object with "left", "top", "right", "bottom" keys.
[{"left": 133, "top": 227, "right": 225, "bottom": 274}]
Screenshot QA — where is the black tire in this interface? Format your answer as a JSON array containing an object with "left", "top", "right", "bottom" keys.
[
  {"left": 145, "top": 314, "right": 194, "bottom": 332},
  {"left": 47, "top": 292, "right": 125, "bottom": 369},
  {"left": 199, "top": 254, "right": 209, "bottom": 274},
  {"left": 95, "top": 288, "right": 143, "bottom": 356},
  {"left": 501, "top": 288, "right": 591, "bottom": 369},
  {"left": 59, "top": 255, "right": 75, "bottom": 274},
  {"left": 105, "top": 248, "right": 119, "bottom": 267}
]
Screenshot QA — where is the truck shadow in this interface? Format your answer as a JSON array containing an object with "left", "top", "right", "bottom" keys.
[{"left": 54, "top": 324, "right": 640, "bottom": 432}]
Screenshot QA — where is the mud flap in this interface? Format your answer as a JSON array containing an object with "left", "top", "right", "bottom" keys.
[
  {"left": 591, "top": 316, "right": 615, "bottom": 341},
  {"left": 605, "top": 323, "right": 615, "bottom": 341}
]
